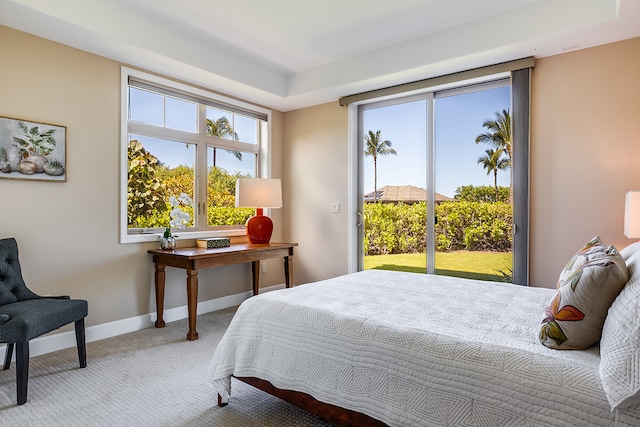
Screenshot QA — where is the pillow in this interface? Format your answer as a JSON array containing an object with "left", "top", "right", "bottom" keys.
[
  {"left": 539, "top": 236, "right": 629, "bottom": 350},
  {"left": 619, "top": 241, "right": 640, "bottom": 262},
  {"left": 600, "top": 250, "right": 640, "bottom": 410}
]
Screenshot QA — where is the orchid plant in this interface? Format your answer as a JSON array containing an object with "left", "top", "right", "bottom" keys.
[{"left": 164, "top": 192, "right": 193, "bottom": 238}]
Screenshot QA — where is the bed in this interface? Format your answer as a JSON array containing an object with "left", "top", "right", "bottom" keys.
[{"left": 207, "top": 239, "right": 640, "bottom": 426}]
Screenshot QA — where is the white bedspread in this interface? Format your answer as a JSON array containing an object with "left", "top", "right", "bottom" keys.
[{"left": 208, "top": 270, "right": 640, "bottom": 426}]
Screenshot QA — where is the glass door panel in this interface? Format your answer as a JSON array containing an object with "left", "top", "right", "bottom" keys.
[
  {"left": 434, "top": 85, "right": 513, "bottom": 282},
  {"left": 362, "top": 99, "right": 429, "bottom": 274}
]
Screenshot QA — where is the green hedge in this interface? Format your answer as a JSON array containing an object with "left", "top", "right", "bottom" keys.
[{"left": 364, "top": 201, "right": 512, "bottom": 255}]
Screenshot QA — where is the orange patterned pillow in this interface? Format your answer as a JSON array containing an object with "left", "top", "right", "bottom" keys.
[{"left": 539, "top": 236, "right": 629, "bottom": 350}]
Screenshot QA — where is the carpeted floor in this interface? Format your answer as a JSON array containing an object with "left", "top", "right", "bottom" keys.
[{"left": 0, "top": 307, "right": 335, "bottom": 426}]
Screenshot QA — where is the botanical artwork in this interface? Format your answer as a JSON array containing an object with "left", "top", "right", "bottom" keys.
[{"left": 0, "top": 116, "right": 66, "bottom": 182}]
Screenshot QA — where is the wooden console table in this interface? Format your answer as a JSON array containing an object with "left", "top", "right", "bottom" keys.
[{"left": 148, "top": 242, "right": 297, "bottom": 341}]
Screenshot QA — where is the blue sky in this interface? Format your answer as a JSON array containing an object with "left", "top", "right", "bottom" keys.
[{"left": 363, "top": 85, "right": 511, "bottom": 199}]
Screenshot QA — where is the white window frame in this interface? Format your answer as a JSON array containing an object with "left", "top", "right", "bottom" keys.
[{"left": 120, "top": 67, "right": 272, "bottom": 244}]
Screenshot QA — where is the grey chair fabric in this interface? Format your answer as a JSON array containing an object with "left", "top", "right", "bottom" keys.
[{"left": 0, "top": 237, "right": 88, "bottom": 405}]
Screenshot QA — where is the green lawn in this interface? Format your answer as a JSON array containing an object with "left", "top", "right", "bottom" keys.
[{"left": 364, "top": 251, "right": 513, "bottom": 282}]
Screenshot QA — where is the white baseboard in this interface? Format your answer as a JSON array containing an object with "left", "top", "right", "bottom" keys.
[{"left": 1, "top": 284, "right": 284, "bottom": 361}]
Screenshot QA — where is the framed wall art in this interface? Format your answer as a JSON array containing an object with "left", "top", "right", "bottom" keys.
[{"left": 0, "top": 116, "right": 67, "bottom": 182}]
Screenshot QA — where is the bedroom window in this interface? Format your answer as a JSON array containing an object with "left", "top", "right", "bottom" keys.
[{"left": 120, "top": 68, "right": 271, "bottom": 244}]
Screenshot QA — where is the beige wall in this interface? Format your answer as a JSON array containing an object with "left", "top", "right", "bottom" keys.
[
  {"left": 283, "top": 103, "right": 349, "bottom": 285},
  {"left": 0, "top": 25, "right": 286, "bottom": 330},
  {"left": 530, "top": 36, "right": 640, "bottom": 287}
]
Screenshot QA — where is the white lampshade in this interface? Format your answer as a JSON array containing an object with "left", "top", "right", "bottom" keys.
[
  {"left": 235, "top": 178, "right": 282, "bottom": 208},
  {"left": 624, "top": 191, "right": 640, "bottom": 238}
]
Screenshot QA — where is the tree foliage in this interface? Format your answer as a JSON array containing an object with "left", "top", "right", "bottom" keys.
[
  {"left": 206, "top": 117, "right": 242, "bottom": 166},
  {"left": 207, "top": 166, "right": 254, "bottom": 226},
  {"left": 477, "top": 147, "right": 509, "bottom": 201},
  {"left": 364, "top": 130, "right": 396, "bottom": 203},
  {"left": 475, "top": 109, "right": 512, "bottom": 202},
  {"left": 127, "top": 140, "right": 168, "bottom": 228},
  {"left": 454, "top": 185, "right": 510, "bottom": 203},
  {"left": 475, "top": 110, "right": 511, "bottom": 160}
]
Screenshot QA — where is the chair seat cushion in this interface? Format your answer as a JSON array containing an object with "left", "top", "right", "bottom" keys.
[{"left": 0, "top": 298, "right": 88, "bottom": 343}]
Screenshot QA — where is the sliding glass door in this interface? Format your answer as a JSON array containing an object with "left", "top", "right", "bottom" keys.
[{"left": 358, "top": 80, "right": 517, "bottom": 283}]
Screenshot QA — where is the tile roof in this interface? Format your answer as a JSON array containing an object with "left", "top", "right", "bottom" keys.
[{"left": 364, "top": 185, "right": 452, "bottom": 203}]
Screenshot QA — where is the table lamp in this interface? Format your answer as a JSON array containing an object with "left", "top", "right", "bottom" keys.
[
  {"left": 236, "top": 178, "right": 282, "bottom": 244},
  {"left": 625, "top": 191, "right": 640, "bottom": 238}
]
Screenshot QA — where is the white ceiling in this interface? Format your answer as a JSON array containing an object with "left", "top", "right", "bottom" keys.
[{"left": 1, "top": 0, "right": 639, "bottom": 111}]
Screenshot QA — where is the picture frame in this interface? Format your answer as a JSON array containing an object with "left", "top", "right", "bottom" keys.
[{"left": 0, "top": 116, "right": 67, "bottom": 182}]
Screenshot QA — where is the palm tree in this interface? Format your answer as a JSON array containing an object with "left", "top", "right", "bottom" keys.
[
  {"left": 477, "top": 148, "right": 510, "bottom": 202},
  {"left": 206, "top": 117, "right": 241, "bottom": 167},
  {"left": 475, "top": 110, "right": 512, "bottom": 202},
  {"left": 364, "top": 130, "right": 396, "bottom": 203}
]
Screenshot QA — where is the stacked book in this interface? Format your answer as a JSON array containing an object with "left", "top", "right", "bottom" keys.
[{"left": 196, "top": 238, "right": 231, "bottom": 249}]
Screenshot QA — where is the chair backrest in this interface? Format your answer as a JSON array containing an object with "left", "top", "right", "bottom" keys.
[{"left": 0, "top": 238, "right": 39, "bottom": 305}]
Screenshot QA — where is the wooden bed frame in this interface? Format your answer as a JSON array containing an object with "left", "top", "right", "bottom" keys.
[{"left": 217, "top": 376, "right": 388, "bottom": 427}]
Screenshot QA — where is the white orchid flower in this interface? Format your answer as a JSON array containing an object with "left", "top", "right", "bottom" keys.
[
  {"left": 177, "top": 193, "right": 193, "bottom": 206},
  {"left": 169, "top": 207, "right": 191, "bottom": 229},
  {"left": 166, "top": 193, "right": 193, "bottom": 232}
]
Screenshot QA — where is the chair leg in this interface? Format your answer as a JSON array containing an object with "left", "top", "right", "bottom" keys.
[
  {"left": 3, "top": 343, "right": 14, "bottom": 370},
  {"left": 75, "top": 318, "right": 87, "bottom": 368},
  {"left": 16, "top": 342, "right": 29, "bottom": 405}
]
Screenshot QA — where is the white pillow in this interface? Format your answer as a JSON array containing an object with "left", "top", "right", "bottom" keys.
[
  {"left": 600, "top": 250, "right": 640, "bottom": 409},
  {"left": 619, "top": 241, "right": 640, "bottom": 262}
]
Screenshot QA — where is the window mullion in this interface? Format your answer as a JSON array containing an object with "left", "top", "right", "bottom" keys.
[
  {"left": 129, "top": 122, "right": 199, "bottom": 144},
  {"left": 208, "top": 137, "right": 259, "bottom": 154},
  {"left": 258, "top": 119, "right": 269, "bottom": 177},
  {"left": 196, "top": 104, "right": 208, "bottom": 230}
]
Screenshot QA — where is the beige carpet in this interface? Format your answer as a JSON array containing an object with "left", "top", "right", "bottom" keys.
[{"left": 0, "top": 307, "right": 335, "bottom": 427}]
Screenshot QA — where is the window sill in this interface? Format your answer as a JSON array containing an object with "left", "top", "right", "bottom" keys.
[{"left": 121, "top": 228, "right": 246, "bottom": 244}]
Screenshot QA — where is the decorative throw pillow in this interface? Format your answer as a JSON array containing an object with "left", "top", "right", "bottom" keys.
[
  {"left": 600, "top": 250, "right": 640, "bottom": 410},
  {"left": 539, "top": 236, "right": 629, "bottom": 350}
]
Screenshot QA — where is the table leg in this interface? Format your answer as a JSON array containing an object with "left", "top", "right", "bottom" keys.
[
  {"left": 284, "top": 256, "right": 293, "bottom": 288},
  {"left": 251, "top": 260, "right": 260, "bottom": 295},
  {"left": 186, "top": 268, "right": 199, "bottom": 341},
  {"left": 154, "top": 261, "right": 166, "bottom": 328}
]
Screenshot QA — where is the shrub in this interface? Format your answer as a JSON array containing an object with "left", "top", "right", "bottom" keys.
[
  {"left": 454, "top": 185, "right": 510, "bottom": 202},
  {"left": 365, "top": 203, "right": 426, "bottom": 255},
  {"left": 364, "top": 200, "right": 512, "bottom": 255},
  {"left": 435, "top": 201, "right": 512, "bottom": 252}
]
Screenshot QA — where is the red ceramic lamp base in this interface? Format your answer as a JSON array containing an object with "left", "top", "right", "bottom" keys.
[{"left": 246, "top": 209, "right": 273, "bottom": 244}]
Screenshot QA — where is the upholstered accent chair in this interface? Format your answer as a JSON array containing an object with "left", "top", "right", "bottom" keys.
[{"left": 0, "top": 237, "right": 88, "bottom": 405}]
